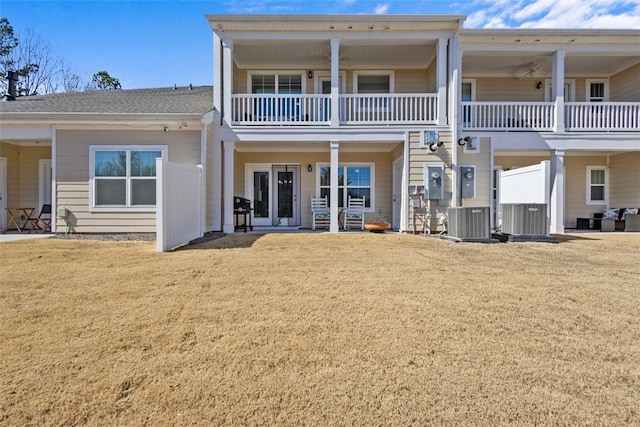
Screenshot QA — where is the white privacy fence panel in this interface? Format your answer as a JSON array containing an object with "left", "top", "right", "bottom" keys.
[
  {"left": 156, "top": 158, "right": 203, "bottom": 252},
  {"left": 499, "top": 161, "right": 550, "bottom": 204}
]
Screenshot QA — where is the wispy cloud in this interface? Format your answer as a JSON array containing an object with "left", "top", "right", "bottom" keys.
[
  {"left": 374, "top": 3, "right": 390, "bottom": 14},
  {"left": 464, "top": 0, "right": 640, "bottom": 29}
]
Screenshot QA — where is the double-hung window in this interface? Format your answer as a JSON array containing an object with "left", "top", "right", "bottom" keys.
[
  {"left": 318, "top": 164, "right": 374, "bottom": 209},
  {"left": 586, "top": 80, "right": 607, "bottom": 102},
  {"left": 251, "top": 73, "right": 303, "bottom": 121},
  {"left": 90, "top": 145, "right": 166, "bottom": 211},
  {"left": 586, "top": 166, "right": 608, "bottom": 205}
]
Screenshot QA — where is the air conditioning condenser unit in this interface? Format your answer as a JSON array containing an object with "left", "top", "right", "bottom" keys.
[
  {"left": 501, "top": 204, "right": 548, "bottom": 236},
  {"left": 447, "top": 207, "right": 490, "bottom": 240}
]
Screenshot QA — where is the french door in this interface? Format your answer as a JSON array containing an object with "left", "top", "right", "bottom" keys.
[{"left": 245, "top": 164, "right": 300, "bottom": 227}]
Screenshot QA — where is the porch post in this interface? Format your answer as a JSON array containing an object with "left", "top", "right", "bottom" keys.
[
  {"left": 330, "top": 140, "right": 340, "bottom": 232},
  {"left": 213, "top": 32, "right": 222, "bottom": 116},
  {"left": 212, "top": 135, "right": 222, "bottom": 231},
  {"left": 549, "top": 149, "right": 565, "bottom": 234},
  {"left": 436, "top": 37, "right": 448, "bottom": 126},
  {"left": 223, "top": 140, "right": 235, "bottom": 234},
  {"left": 222, "top": 39, "right": 233, "bottom": 127},
  {"left": 330, "top": 39, "right": 340, "bottom": 127},
  {"left": 552, "top": 50, "right": 565, "bottom": 133}
]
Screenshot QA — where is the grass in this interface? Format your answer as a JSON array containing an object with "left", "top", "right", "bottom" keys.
[{"left": 1, "top": 232, "right": 639, "bottom": 425}]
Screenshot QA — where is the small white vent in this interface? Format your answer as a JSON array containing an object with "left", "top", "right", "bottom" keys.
[
  {"left": 447, "top": 207, "right": 490, "bottom": 239},
  {"left": 501, "top": 204, "right": 548, "bottom": 236}
]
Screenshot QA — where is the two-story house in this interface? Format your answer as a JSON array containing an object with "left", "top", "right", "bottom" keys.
[
  {"left": 209, "top": 15, "right": 639, "bottom": 235},
  {"left": 1, "top": 14, "right": 638, "bottom": 244}
]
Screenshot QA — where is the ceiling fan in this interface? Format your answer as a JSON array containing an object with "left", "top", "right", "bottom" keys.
[{"left": 519, "top": 61, "right": 544, "bottom": 79}]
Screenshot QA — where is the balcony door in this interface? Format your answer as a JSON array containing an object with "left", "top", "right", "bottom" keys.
[{"left": 245, "top": 164, "right": 300, "bottom": 227}]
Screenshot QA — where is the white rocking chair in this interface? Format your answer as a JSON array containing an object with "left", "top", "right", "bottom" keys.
[
  {"left": 344, "top": 196, "right": 365, "bottom": 230},
  {"left": 311, "top": 196, "right": 330, "bottom": 230}
]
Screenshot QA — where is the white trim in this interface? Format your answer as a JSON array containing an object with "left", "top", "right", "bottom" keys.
[
  {"left": 586, "top": 165, "right": 608, "bottom": 206},
  {"left": 244, "top": 163, "right": 274, "bottom": 226},
  {"left": 89, "top": 145, "right": 168, "bottom": 212},
  {"left": 316, "top": 162, "right": 376, "bottom": 212},
  {"left": 544, "top": 79, "right": 576, "bottom": 102},
  {"left": 463, "top": 136, "right": 480, "bottom": 154},
  {"left": 315, "top": 71, "right": 347, "bottom": 94},
  {"left": 247, "top": 70, "right": 308, "bottom": 94},
  {"left": 392, "top": 156, "right": 403, "bottom": 230},
  {"left": 353, "top": 71, "right": 395, "bottom": 93},
  {"left": 585, "top": 79, "right": 609, "bottom": 102},
  {"left": 38, "top": 159, "right": 52, "bottom": 214}
]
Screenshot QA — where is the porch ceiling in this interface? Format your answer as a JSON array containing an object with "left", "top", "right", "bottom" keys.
[
  {"left": 463, "top": 53, "right": 639, "bottom": 78},
  {"left": 233, "top": 40, "right": 437, "bottom": 69}
]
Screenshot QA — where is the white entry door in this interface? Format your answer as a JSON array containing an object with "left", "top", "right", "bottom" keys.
[{"left": 245, "top": 164, "right": 300, "bottom": 227}]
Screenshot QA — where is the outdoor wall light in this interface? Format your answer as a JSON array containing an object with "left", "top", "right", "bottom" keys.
[
  {"left": 308, "top": 70, "right": 313, "bottom": 79},
  {"left": 428, "top": 141, "right": 444, "bottom": 152},
  {"left": 536, "top": 81, "right": 543, "bottom": 89},
  {"left": 307, "top": 164, "right": 313, "bottom": 173},
  {"left": 458, "top": 136, "right": 472, "bottom": 146},
  {"left": 163, "top": 126, "right": 169, "bottom": 132}
]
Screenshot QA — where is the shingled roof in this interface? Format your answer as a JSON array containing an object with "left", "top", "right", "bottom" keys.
[{"left": 0, "top": 86, "right": 213, "bottom": 115}]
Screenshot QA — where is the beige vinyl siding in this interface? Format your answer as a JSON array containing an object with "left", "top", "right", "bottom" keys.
[
  {"left": 564, "top": 156, "right": 608, "bottom": 228},
  {"left": 609, "top": 152, "right": 640, "bottom": 207},
  {"left": 395, "top": 69, "right": 429, "bottom": 93},
  {"left": 408, "top": 131, "right": 452, "bottom": 230},
  {"left": 56, "top": 129, "right": 201, "bottom": 233},
  {"left": 475, "top": 78, "right": 545, "bottom": 102},
  {"left": 233, "top": 62, "right": 242, "bottom": 93},
  {"left": 0, "top": 143, "right": 50, "bottom": 212},
  {"left": 610, "top": 64, "right": 640, "bottom": 102},
  {"left": 457, "top": 137, "right": 492, "bottom": 207}
]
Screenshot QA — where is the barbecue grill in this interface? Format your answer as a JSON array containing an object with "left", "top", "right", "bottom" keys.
[{"left": 234, "top": 197, "right": 253, "bottom": 232}]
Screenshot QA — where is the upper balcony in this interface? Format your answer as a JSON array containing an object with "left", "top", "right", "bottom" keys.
[
  {"left": 458, "top": 29, "right": 640, "bottom": 133},
  {"left": 210, "top": 15, "right": 459, "bottom": 129}
]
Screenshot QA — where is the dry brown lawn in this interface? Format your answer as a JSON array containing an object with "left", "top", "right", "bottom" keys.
[{"left": 1, "top": 232, "right": 639, "bottom": 426}]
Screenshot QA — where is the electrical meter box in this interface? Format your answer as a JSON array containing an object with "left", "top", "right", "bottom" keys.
[
  {"left": 460, "top": 166, "right": 476, "bottom": 198},
  {"left": 426, "top": 165, "right": 444, "bottom": 200}
]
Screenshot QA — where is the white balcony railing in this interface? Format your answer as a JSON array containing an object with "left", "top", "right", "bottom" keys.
[
  {"left": 340, "top": 94, "right": 438, "bottom": 125},
  {"left": 232, "top": 94, "right": 330, "bottom": 125},
  {"left": 231, "top": 93, "right": 439, "bottom": 126},
  {"left": 461, "top": 102, "right": 555, "bottom": 131},
  {"left": 565, "top": 102, "right": 640, "bottom": 131}
]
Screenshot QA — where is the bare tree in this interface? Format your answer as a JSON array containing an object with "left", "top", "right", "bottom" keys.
[
  {"left": 61, "top": 62, "right": 92, "bottom": 92},
  {"left": 7, "top": 29, "right": 62, "bottom": 95}
]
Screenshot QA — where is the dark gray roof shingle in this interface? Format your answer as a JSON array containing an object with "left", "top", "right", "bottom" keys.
[{"left": 0, "top": 86, "right": 213, "bottom": 115}]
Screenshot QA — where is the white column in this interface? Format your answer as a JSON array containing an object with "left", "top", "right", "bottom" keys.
[
  {"left": 330, "top": 39, "right": 340, "bottom": 127},
  {"left": 212, "top": 136, "right": 222, "bottom": 230},
  {"left": 330, "top": 141, "right": 340, "bottom": 232},
  {"left": 213, "top": 33, "right": 222, "bottom": 114},
  {"left": 449, "top": 40, "right": 462, "bottom": 208},
  {"left": 222, "top": 39, "right": 233, "bottom": 126},
  {"left": 552, "top": 50, "right": 565, "bottom": 133},
  {"left": 436, "top": 37, "right": 448, "bottom": 126},
  {"left": 549, "top": 149, "right": 565, "bottom": 234},
  {"left": 401, "top": 132, "right": 410, "bottom": 232},
  {"left": 223, "top": 140, "right": 235, "bottom": 233}
]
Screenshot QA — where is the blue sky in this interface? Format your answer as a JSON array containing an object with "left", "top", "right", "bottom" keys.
[{"left": 2, "top": 0, "right": 639, "bottom": 89}]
